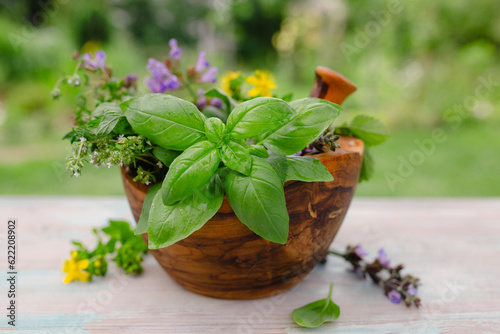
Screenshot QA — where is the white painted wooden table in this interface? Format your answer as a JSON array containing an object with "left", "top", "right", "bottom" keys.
[{"left": 1, "top": 197, "right": 499, "bottom": 333}]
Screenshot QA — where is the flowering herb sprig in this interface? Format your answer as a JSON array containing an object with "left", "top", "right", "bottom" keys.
[
  {"left": 329, "top": 245, "right": 421, "bottom": 307},
  {"left": 62, "top": 220, "right": 148, "bottom": 283},
  {"left": 220, "top": 69, "right": 280, "bottom": 101}
]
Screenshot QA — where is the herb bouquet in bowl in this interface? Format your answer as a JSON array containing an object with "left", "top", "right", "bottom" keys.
[{"left": 55, "top": 40, "right": 387, "bottom": 299}]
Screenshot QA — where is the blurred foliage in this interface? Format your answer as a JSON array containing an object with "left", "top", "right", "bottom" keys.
[{"left": 0, "top": 0, "right": 499, "bottom": 195}]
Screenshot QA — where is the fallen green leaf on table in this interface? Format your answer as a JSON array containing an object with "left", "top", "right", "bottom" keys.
[{"left": 292, "top": 283, "right": 340, "bottom": 328}]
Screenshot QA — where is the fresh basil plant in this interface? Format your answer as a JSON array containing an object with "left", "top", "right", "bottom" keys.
[{"left": 120, "top": 94, "right": 341, "bottom": 249}]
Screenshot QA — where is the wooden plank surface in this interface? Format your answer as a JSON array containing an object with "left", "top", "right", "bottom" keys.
[{"left": 1, "top": 197, "right": 499, "bottom": 333}]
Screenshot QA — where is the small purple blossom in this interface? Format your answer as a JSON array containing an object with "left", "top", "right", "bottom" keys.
[
  {"left": 169, "top": 39, "right": 182, "bottom": 61},
  {"left": 354, "top": 245, "right": 368, "bottom": 258},
  {"left": 147, "top": 58, "right": 169, "bottom": 78},
  {"left": 377, "top": 248, "right": 391, "bottom": 266},
  {"left": 124, "top": 74, "right": 138, "bottom": 88},
  {"left": 195, "top": 51, "right": 210, "bottom": 72},
  {"left": 82, "top": 50, "right": 106, "bottom": 70},
  {"left": 196, "top": 88, "right": 207, "bottom": 109},
  {"left": 146, "top": 58, "right": 180, "bottom": 93},
  {"left": 209, "top": 97, "right": 223, "bottom": 109},
  {"left": 200, "top": 67, "right": 218, "bottom": 83},
  {"left": 387, "top": 290, "right": 401, "bottom": 304},
  {"left": 407, "top": 284, "right": 417, "bottom": 296}
]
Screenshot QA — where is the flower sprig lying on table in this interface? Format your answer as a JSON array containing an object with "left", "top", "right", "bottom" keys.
[
  {"left": 329, "top": 245, "right": 421, "bottom": 307},
  {"left": 291, "top": 246, "right": 421, "bottom": 328},
  {"left": 62, "top": 220, "right": 148, "bottom": 283}
]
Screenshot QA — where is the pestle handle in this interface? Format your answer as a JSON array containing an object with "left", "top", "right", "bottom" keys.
[{"left": 309, "top": 66, "right": 357, "bottom": 105}]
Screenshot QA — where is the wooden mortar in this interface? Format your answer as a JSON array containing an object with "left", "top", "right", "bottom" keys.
[{"left": 122, "top": 67, "right": 363, "bottom": 299}]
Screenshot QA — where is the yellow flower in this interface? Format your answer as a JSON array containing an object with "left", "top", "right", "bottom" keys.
[
  {"left": 222, "top": 71, "right": 241, "bottom": 95},
  {"left": 62, "top": 251, "right": 90, "bottom": 284},
  {"left": 246, "top": 70, "right": 277, "bottom": 97}
]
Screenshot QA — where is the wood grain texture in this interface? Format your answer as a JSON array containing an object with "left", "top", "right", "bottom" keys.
[
  {"left": 121, "top": 139, "right": 364, "bottom": 299},
  {"left": 2, "top": 198, "right": 499, "bottom": 333}
]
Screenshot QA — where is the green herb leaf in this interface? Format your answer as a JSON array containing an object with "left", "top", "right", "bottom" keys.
[
  {"left": 120, "top": 94, "right": 206, "bottom": 150},
  {"left": 136, "top": 183, "right": 161, "bottom": 235},
  {"left": 153, "top": 147, "right": 181, "bottom": 167},
  {"left": 222, "top": 157, "right": 289, "bottom": 244},
  {"left": 101, "top": 220, "right": 135, "bottom": 244},
  {"left": 203, "top": 105, "right": 228, "bottom": 123},
  {"left": 261, "top": 98, "right": 342, "bottom": 155},
  {"left": 281, "top": 93, "right": 293, "bottom": 102},
  {"left": 359, "top": 148, "right": 374, "bottom": 182},
  {"left": 226, "top": 97, "right": 294, "bottom": 140},
  {"left": 162, "top": 141, "right": 220, "bottom": 205},
  {"left": 285, "top": 156, "right": 333, "bottom": 182},
  {"left": 205, "top": 88, "right": 237, "bottom": 112},
  {"left": 219, "top": 140, "right": 253, "bottom": 175},
  {"left": 148, "top": 174, "right": 224, "bottom": 249},
  {"left": 264, "top": 153, "right": 288, "bottom": 184},
  {"left": 204, "top": 117, "right": 226, "bottom": 144},
  {"left": 335, "top": 115, "right": 388, "bottom": 147},
  {"left": 94, "top": 102, "right": 129, "bottom": 135},
  {"left": 248, "top": 144, "right": 269, "bottom": 158},
  {"left": 292, "top": 283, "right": 340, "bottom": 328}
]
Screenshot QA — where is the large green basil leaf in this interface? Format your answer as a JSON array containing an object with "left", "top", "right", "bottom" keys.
[
  {"left": 135, "top": 183, "right": 161, "bottom": 235},
  {"left": 162, "top": 141, "right": 220, "bottom": 205},
  {"left": 148, "top": 174, "right": 224, "bottom": 249},
  {"left": 222, "top": 157, "right": 289, "bottom": 244},
  {"left": 120, "top": 94, "right": 206, "bottom": 150},
  {"left": 335, "top": 115, "right": 388, "bottom": 147},
  {"left": 260, "top": 98, "right": 342, "bottom": 155},
  {"left": 219, "top": 140, "right": 253, "bottom": 175},
  {"left": 153, "top": 147, "right": 181, "bottom": 167},
  {"left": 264, "top": 153, "right": 288, "bottom": 184},
  {"left": 204, "top": 117, "right": 226, "bottom": 144},
  {"left": 285, "top": 156, "right": 333, "bottom": 182},
  {"left": 226, "top": 97, "right": 294, "bottom": 140},
  {"left": 93, "top": 103, "right": 129, "bottom": 135}
]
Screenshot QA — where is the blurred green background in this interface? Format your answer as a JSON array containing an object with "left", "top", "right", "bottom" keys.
[{"left": 0, "top": 0, "right": 499, "bottom": 196}]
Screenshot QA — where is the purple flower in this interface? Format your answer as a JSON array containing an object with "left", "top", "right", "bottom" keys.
[
  {"left": 377, "top": 248, "right": 391, "bottom": 266},
  {"left": 196, "top": 89, "right": 207, "bottom": 109},
  {"left": 387, "top": 290, "right": 401, "bottom": 304},
  {"left": 195, "top": 51, "right": 210, "bottom": 73},
  {"left": 82, "top": 50, "right": 106, "bottom": 70},
  {"left": 293, "top": 146, "right": 316, "bottom": 156},
  {"left": 124, "top": 74, "right": 138, "bottom": 88},
  {"left": 145, "top": 58, "right": 180, "bottom": 93},
  {"left": 354, "top": 245, "right": 368, "bottom": 258},
  {"left": 200, "top": 67, "right": 218, "bottom": 83},
  {"left": 209, "top": 97, "right": 223, "bottom": 109},
  {"left": 147, "top": 58, "right": 170, "bottom": 79},
  {"left": 406, "top": 284, "right": 417, "bottom": 296},
  {"left": 169, "top": 39, "right": 182, "bottom": 61}
]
